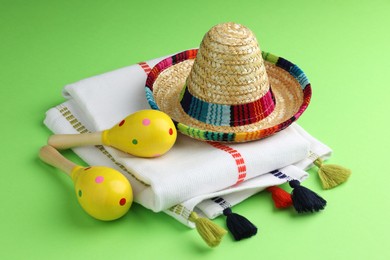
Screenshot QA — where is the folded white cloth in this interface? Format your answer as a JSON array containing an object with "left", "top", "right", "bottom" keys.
[{"left": 44, "top": 53, "right": 331, "bottom": 228}]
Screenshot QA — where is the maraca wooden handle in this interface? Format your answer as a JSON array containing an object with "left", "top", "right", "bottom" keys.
[
  {"left": 48, "top": 132, "right": 103, "bottom": 150},
  {"left": 39, "top": 145, "right": 76, "bottom": 176}
]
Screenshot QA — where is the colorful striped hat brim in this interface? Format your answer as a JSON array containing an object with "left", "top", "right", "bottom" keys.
[{"left": 145, "top": 49, "right": 311, "bottom": 142}]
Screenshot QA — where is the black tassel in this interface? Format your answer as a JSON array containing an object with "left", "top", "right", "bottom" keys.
[
  {"left": 222, "top": 208, "right": 257, "bottom": 241},
  {"left": 289, "top": 180, "right": 327, "bottom": 213}
]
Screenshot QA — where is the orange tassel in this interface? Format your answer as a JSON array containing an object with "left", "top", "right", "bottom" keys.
[{"left": 266, "top": 186, "right": 293, "bottom": 209}]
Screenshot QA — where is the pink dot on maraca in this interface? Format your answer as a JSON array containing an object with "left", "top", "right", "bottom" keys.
[
  {"left": 95, "top": 176, "right": 104, "bottom": 183},
  {"left": 142, "top": 118, "right": 151, "bottom": 126}
]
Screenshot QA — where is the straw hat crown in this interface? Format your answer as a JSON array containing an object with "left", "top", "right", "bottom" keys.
[{"left": 186, "top": 22, "right": 271, "bottom": 106}]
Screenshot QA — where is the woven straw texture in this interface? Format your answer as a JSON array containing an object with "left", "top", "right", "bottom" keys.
[
  {"left": 188, "top": 23, "right": 269, "bottom": 105},
  {"left": 145, "top": 23, "right": 311, "bottom": 142}
]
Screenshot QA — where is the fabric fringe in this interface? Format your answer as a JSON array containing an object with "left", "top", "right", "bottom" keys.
[
  {"left": 266, "top": 186, "right": 293, "bottom": 209},
  {"left": 189, "top": 212, "right": 227, "bottom": 247},
  {"left": 289, "top": 180, "right": 327, "bottom": 213},
  {"left": 222, "top": 208, "right": 257, "bottom": 241},
  {"left": 314, "top": 158, "right": 351, "bottom": 189}
]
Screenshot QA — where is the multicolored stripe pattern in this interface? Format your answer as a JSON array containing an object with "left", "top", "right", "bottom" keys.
[
  {"left": 180, "top": 84, "right": 276, "bottom": 127},
  {"left": 145, "top": 49, "right": 312, "bottom": 142}
]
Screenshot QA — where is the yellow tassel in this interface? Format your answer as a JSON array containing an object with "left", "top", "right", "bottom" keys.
[
  {"left": 189, "top": 212, "right": 227, "bottom": 247},
  {"left": 314, "top": 158, "right": 351, "bottom": 190}
]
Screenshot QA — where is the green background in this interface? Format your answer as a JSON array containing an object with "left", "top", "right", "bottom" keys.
[{"left": 1, "top": 0, "right": 389, "bottom": 259}]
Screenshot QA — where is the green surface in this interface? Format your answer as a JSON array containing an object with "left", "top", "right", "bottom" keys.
[{"left": 1, "top": 0, "right": 389, "bottom": 259}]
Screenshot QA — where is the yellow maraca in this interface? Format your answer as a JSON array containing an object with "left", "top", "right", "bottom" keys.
[
  {"left": 39, "top": 145, "right": 133, "bottom": 221},
  {"left": 48, "top": 110, "right": 177, "bottom": 158}
]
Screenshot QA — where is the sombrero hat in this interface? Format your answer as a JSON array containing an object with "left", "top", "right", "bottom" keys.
[{"left": 145, "top": 22, "right": 311, "bottom": 142}]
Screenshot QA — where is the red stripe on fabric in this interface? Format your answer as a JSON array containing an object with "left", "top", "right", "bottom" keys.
[
  {"left": 138, "top": 61, "right": 152, "bottom": 74},
  {"left": 207, "top": 142, "right": 247, "bottom": 186},
  {"left": 238, "top": 165, "right": 246, "bottom": 173},
  {"left": 238, "top": 173, "right": 246, "bottom": 179},
  {"left": 236, "top": 158, "right": 245, "bottom": 166},
  {"left": 236, "top": 180, "right": 244, "bottom": 185}
]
